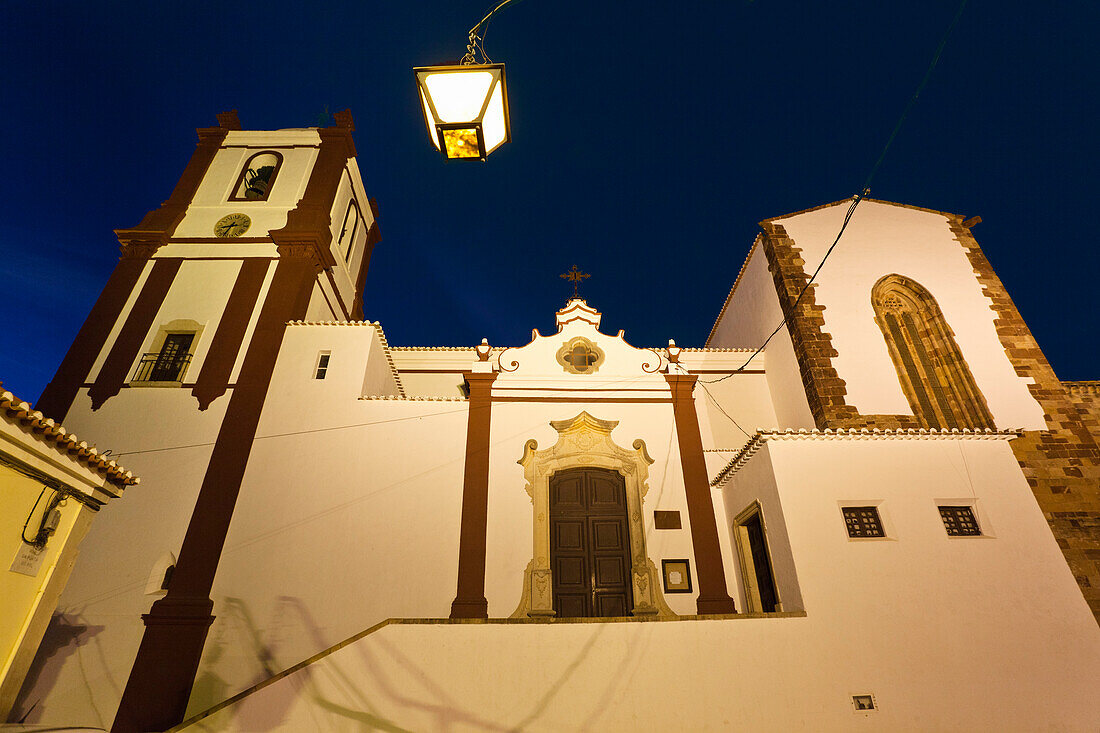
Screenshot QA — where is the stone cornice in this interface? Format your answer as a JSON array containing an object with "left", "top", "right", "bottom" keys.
[
  {"left": 358, "top": 395, "right": 466, "bottom": 402},
  {"left": 371, "top": 321, "right": 405, "bottom": 397},
  {"left": 710, "top": 427, "right": 1022, "bottom": 487}
]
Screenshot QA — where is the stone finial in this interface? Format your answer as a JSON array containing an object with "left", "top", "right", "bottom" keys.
[
  {"left": 666, "top": 339, "right": 682, "bottom": 364},
  {"left": 216, "top": 110, "right": 242, "bottom": 130},
  {"left": 476, "top": 338, "right": 492, "bottom": 362},
  {"left": 333, "top": 109, "right": 355, "bottom": 130}
]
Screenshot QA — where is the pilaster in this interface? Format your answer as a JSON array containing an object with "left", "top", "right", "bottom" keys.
[
  {"left": 665, "top": 374, "right": 736, "bottom": 615},
  {"left": 450, "top": 371, "right": 498, "bottom": 619}
]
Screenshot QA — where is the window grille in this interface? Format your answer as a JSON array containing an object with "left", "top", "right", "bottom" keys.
[
  {"left": 939, "top": 505, "right": 981, "bottom": 536},
  {"left": 842, "top": 506, "right": 885, "bottom": 538},
  {"left": 132, "top": 333, "right": 194, "bottom": 383}
]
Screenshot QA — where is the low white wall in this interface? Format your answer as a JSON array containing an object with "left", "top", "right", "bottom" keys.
[
  {"left": 178, "top": 436, "right": 1100, "bottom": 733},
  {"left": 179, "top": 607, "right": 1100, "bottom": 733}
]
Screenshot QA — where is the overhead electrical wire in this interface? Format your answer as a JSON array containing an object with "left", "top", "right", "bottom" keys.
[{"left": 700, "top": 0, "right": 970, "bottom": 388}]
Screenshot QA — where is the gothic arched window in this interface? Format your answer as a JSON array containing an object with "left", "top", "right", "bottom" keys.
[{"left": 871, "top": 274, "right": 995, "bottom": 430}]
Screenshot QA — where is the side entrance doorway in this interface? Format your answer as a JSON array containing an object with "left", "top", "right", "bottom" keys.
[{"left": 550, "top": 468, "right": 634, "bottom": 617}]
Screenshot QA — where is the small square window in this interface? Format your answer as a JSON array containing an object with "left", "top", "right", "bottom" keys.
[
  {"left": 939, "top": 505, "right": 981, "bottom": 536},
  {"left": 314, "top": 351, "right": 331, "bottom": 380},
  {"left": 852, "top": 694, "right": 876, "bottom": 712},
  {"left": 842, "top": 506, "right": 885, "bottom": 538}
]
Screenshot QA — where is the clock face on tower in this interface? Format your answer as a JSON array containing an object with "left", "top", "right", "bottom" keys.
[{"left": 214, "top": 213, "right": 251, "bottom": 237}]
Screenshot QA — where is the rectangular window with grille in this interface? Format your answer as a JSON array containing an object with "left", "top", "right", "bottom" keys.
[
  {"left": 314, "top": 351, "right": 331, "bottom": 380},
  {"left": 842, "top": 506, "right": 885, "bottom": 538},
  {"left": 939, "top": 505, "right": 981, "bottom": 536}
]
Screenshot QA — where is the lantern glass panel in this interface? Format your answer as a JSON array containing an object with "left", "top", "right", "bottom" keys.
[
  {"left": 424, "top": 71, "right": 494, "bottom": 123},
  {"left": 442, "top": 128, "right": 481, "bottom": 158},
  {"left": 482, "top": 81, "right": 507, "bottom": 152},
  {"left": 419, "top": 90, "right": 441, "bottom": 150}
]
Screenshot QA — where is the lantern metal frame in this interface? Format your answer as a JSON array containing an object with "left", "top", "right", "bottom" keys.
[{"left": 414, "top": 63, "right": 512, "bottom": 162}]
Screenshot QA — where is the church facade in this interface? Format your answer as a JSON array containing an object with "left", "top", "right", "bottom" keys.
[{"left": 12, "top": 113, "right": 1100, "bottom": 731}]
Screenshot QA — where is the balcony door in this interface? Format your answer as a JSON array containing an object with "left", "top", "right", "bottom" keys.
[
  {"left": 151, "top": 333, "right": 193, "bottom": 381},
  {"left": 550, "top": 468, "right": 633, "bottom": 618}
]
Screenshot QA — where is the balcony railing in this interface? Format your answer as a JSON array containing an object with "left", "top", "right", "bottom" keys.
[{"left": 131, "top": 352, "right": 192, "bottom": 383}]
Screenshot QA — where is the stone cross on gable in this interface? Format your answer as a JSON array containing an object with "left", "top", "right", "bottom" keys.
[{"left": 560, "top": 265, "right": 590, "bottom": 298}]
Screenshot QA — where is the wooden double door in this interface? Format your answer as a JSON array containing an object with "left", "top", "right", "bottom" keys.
[{"left": 550, "top": 468, "right": 634, "bottom": 618}]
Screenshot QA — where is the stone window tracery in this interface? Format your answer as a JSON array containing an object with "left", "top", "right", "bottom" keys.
[{"left": 871, "top": 274, "right": 995, "bottom": 430}]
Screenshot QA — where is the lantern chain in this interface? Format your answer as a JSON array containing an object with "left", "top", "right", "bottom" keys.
[
  {"left": 462, "top": 29, "right": 491, "bottom": 65},
  {"left": 461, "top": 0, "right": 523, "bottom": 65}
]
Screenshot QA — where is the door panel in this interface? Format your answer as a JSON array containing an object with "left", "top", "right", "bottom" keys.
[
  {"left": 551, "top": 473, "right": 585, "bottom": 510},
  {"left": 555, "top": 520, "right": 585, "bottom": 551},
  {"left": 555, "top": 556, "right": 587, "bottom": 587},
  {"left": 550, "top": 468, "right": 633, "bottom": 618},
  {"left": 594, "top": 556, "right": 626, "bottom": 586},
  {"left": 591, "top": 520, "right": 624, "bottom": 550}
]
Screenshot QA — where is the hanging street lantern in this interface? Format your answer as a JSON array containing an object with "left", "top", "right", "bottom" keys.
[
  {"left": 414, "top": 63, "right": 511, "bottom": 161},
  {"left": 414, "top": 0, "right": 517, "bottom": 161}
]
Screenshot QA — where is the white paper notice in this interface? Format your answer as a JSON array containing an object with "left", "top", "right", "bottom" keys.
[{"left": 10, "top": 543, "right": 45, "bottom": 577}]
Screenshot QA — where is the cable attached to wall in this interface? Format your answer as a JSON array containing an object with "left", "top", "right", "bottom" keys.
[{"left": 21, "top": 485, "right": 64, "bottom": 549}]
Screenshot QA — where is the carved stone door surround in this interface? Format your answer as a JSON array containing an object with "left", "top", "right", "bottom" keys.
[{"left": 511, "top": 411, "right": 676, "bottom": 619}]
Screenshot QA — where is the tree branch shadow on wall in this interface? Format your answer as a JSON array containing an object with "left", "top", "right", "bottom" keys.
[
  {"left": 355, "top": 634, "right": 512, "bottom": 732},
  {"left": 188, "top": 596, "right": 293, "bottom": 731},
  {"left": 329, "top": 623, "right": 611, "bottom": 732},
  {"left": 194, "top": 596, "right": 411, "bottom": 732},
  {"left": 505, "top": 623, "right": 608, "bottom": 732},
  {"left": 8, "top": 612, "right": 105, "bottom": 725}
]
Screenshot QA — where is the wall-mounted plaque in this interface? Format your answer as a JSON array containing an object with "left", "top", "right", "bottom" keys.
[{"left": 661, "top": 558, "right": 692, "bottom": 593}]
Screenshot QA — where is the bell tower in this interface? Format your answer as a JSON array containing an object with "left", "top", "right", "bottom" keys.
[
  {"left": 37, "top": 109, "right": 379, "bottom": 421},
  {"left": 33, "top": 111, "right": 381, "bottom": 732}
]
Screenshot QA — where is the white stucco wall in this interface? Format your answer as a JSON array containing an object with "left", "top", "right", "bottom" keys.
[
  {"left": 18, "top": 440, "right": 216, "bottom": 728},
  {"left": 708, "top": 243, "right": 816, "bottom": 430},
  {"left": 325, "top": 161, "right": 375, "bottom": 311},
  {"left": 187, "top": 397, "right": 469, "bottom": 717},
  {"left": 180, "top": 435, "right": 1100, "bottom": 732},
  {"left": 774, "top": 201, "right": 1047, "bottom": 429},
  {"left": 486, "top": 401, "right": 704, "bottom": 617},
  {"left": 722, "top": 442, "right": 803, "bottom": 613}
]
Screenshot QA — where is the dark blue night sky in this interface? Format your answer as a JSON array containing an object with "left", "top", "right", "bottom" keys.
[{"left": 2, "top": 1, "right": 1097, "bottom": 404}]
